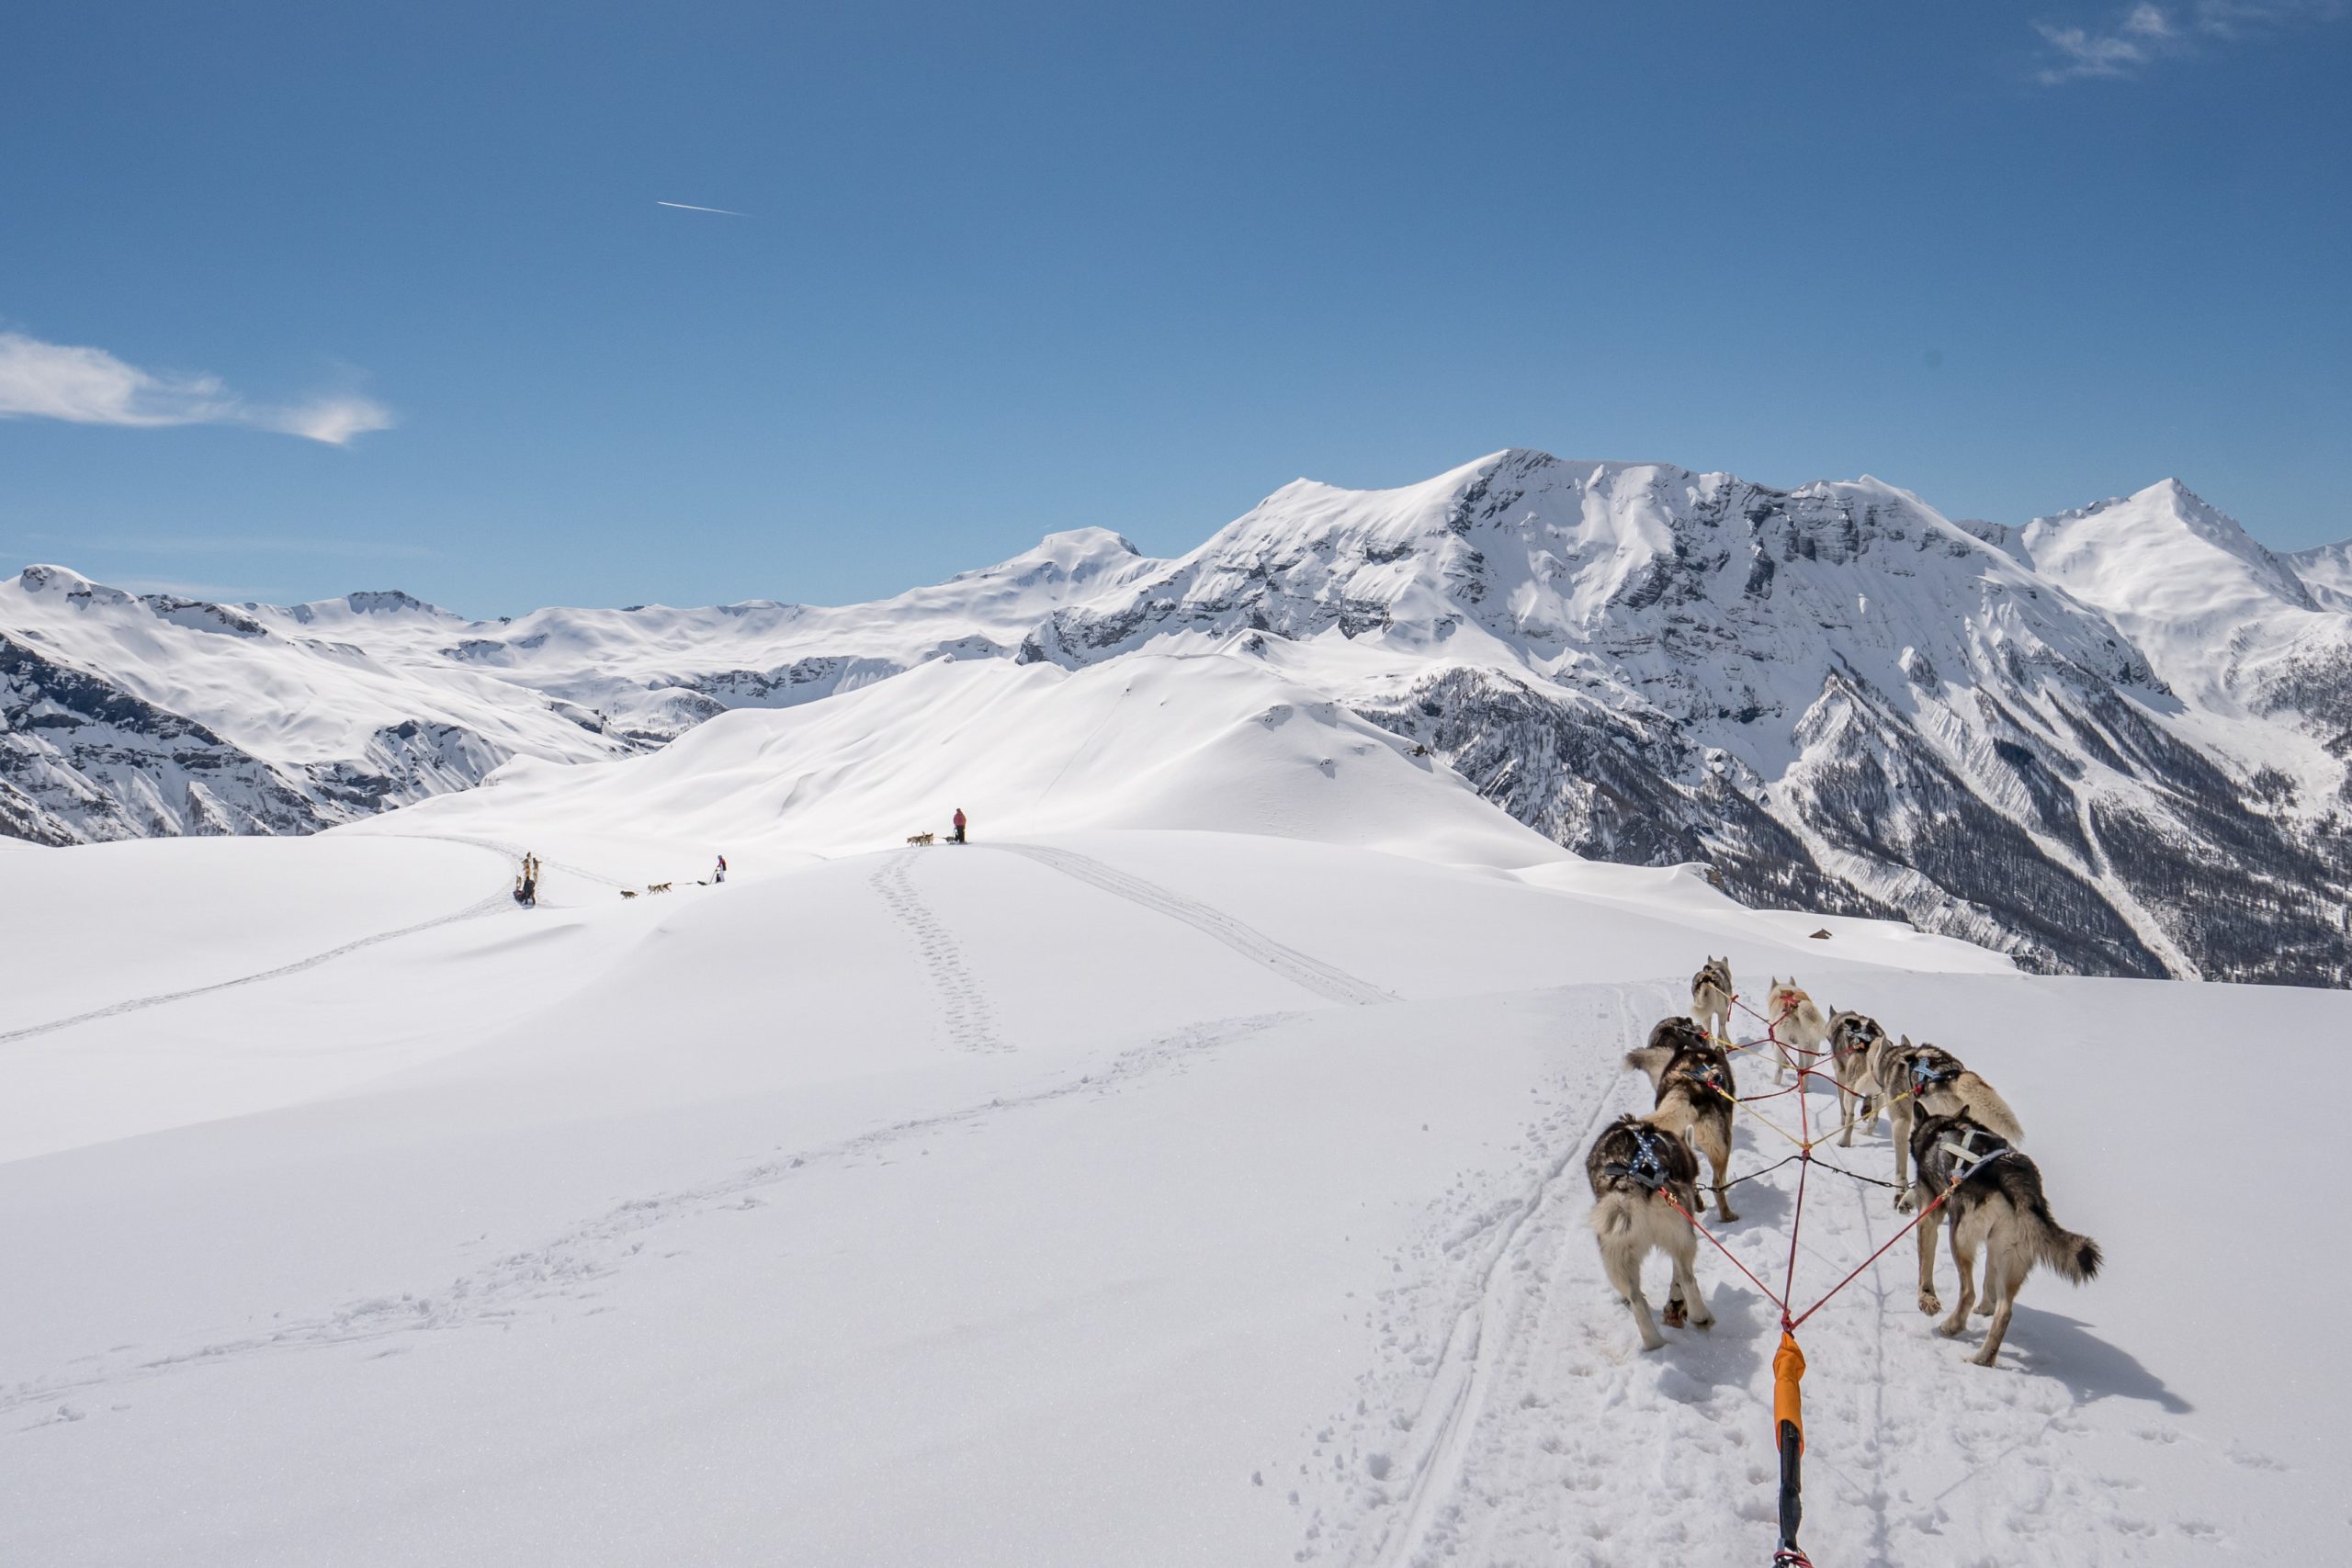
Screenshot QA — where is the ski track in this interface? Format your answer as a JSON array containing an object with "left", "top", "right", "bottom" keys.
[
  {"left": 1, "top": 1012, "right": 1295, "bottom": 1423},
  {"left": 868, "top": 850, "right": 1006, "bottom": 1053},
  {"left": 0, "top": 832, "right": 609, "bottom": 1047},
  {"left": 1306, "top": 984, "right": 2244, "bottom": 1567},
  {"left": 981, "top": 842, "right": 1390, "bottom": 1006},
  {"left": 1299, "top": 979, "right": 1666, "bottom": 1568},
  {"left": 0, "top": 888, "right": 515, "bottom": 1047}
]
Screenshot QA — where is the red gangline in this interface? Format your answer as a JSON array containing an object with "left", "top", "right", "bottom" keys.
[
  {"left": 1661, "top": 1190, "right": 1788, "bottom": 1314},
  {"left": 1787, "top": 1185, "right": 1955, "bottom": 1331},
  {"left": 1779, "top": 1149, "right": 1811, "bottom": 1331},
  {"left": 1702, "top": 988, "right": 1973, "bottom": 1330}
]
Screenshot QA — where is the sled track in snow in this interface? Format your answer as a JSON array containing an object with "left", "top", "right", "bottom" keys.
[
  {"left": 869, "top": 850, "right": 1005, "bottom": 1053},
  {"left": 981, "top": 843, "right": 1391, "bottom": 1007},
  {"left": 1351, "top": 982, "right": 1657, "bottom": 1568},
  {"left": 0, "top": 889, "right": 515, "bottom": 1047},
  {"left": 2, "top": 1011, "right": 1295, "bottom": 1417}
]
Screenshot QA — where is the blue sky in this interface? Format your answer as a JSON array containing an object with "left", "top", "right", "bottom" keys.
[{"left": 2, "top": 1, "right": 2346, "bottom": 615}]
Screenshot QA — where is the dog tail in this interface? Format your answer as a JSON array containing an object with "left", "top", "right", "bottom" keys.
[
  {"left": 2024, "top": 1196, "right": 2102, "bottom": 1283},
  {"left": 1623, "top": 1044, "right": 1672, "bottom": 1085},
  {"left": 1957, "top": 1076, "right": 2025, "bottom": 1145}
]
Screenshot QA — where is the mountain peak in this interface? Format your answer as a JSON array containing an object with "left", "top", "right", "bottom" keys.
[
  {"left": 341, "top": 589, "right": 456, "bottom": 617},
  {"left": 14, "top": 564, "right": 136, "bottom": 607}
]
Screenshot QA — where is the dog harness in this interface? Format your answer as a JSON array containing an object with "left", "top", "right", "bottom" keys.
[
  {"left": 1937, "top": 1123, "right": 2009, "bottom": 1182},
  {"left": 1908, "top": 1057, "right": 1960, "bottom": 1096},
  {"left": 1833, "top": 1026, "right": 1881, "bottom": 1061},
  {"left": 1601, "top": 1126, "right": 1673, "bottom": 1194}
]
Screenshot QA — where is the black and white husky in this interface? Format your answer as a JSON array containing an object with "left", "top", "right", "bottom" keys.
[
  {"left": 1862, "top": 1035, "right": 2025, "bottom": 1201},
  {"left": 1690, "top": 956, "right": 1733, "bottom": 1044},
  {"left": 1910, "top": 1111, "right": 2101, "bottom": 1367},
  {"left": 1624, "top": 1016, "right": 1741, "bottom": 1223},
  {"left": 1825, "top": 1010, "right": 1887, "bottom": 1148},
  {"left": 1586, "top": 1113, "right": 1715, "bottom": 1351}
]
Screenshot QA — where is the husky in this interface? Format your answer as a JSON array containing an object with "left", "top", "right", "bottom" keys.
[
  {"left": 1586, "top": 1112, "right": 1715, "bottom": 1351},
  {"left": 1690, "top": 956, "right": 1734, "bottom": 1044},
  {"left": 647, "top": 882, "right": 673, "bottom": 895},
  {"left": 1761, "top": 977, "right": 1829, "bottom": 1085},
  {"left": 1824, "top": 1010, "right": 1888, "bottom": 1147},
  {"left": 907, "top": 831, "right": 935, "bottom": 846},
  {"left": 1865, "top": 1035, "right": 2025, "bottom": 1204},
  {"left": 618, "top": 888, "right": 639, "bottom": 899},
  {"left": 1624, "top": 1017, "right": 1740, "bottom": 1223},
  {"left": 1911, "top": 1111, "right": 2100, "bottom": 1367}
]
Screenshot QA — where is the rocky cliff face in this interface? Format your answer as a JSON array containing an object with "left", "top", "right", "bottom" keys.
[
  {"left": 1018, "top": 452, "right": 2352, "bottom": 982},
  {"left": 8, "top": 452, "right": 2349, "bottom": 985}
]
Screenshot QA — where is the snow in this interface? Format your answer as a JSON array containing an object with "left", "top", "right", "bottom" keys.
[
  {"left": 354, "top": 650, "right": 1570, "bottom": 877},
  {"left": 2020, "top": 479, "right": 2338, "bottom": 716},
  {"left": 4, "top": 648, "right": 2344, "bottom": 1565},
  {"left": 1, "top": 566, "right": 620, "bottom": 770}
]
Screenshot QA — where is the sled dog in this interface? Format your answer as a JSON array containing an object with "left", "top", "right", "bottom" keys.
[
  {"left": 1586, "top": 1112, "right": 1715, "bottom": 1351},
  {"left": 1910, "top": 1111, "right": 2100, "bottom": 1367},
  {"left": 1865, "top": 1036, "right": 2025, "bottom": 1202},
  {"left": 1624, "top": 1017, "right": 1740, "bottom": 1223},
  {"left": 1690, "top": 956, "right": 1734, "bottom": 1044},
  {"left": 618, "top": 889, "right": 639, "bottom": 899},
  {"left": 907, "top": 831, "right": 935, "bottom": 846},
  {"left": 1762, "top": 977, "right": 1829, "bottom": 1085},
  {"left": 647, "top": 882, "right": 673, "bottom": 895},
  {"left": 1824, "top": 1010, "right": 1888, "bottom": 1147}
]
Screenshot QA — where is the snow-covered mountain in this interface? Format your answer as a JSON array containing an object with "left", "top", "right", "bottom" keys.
[
  {"left": 8, "top": 450, "right": 2350, "bottom": 984},
  {"left": 0, "top": 569, "right": 632, "bottom": 841}
]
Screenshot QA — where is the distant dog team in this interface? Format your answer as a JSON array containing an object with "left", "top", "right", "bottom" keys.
[{"left": 1587, "top": 956, "right": 2098, "bottom": 1368}]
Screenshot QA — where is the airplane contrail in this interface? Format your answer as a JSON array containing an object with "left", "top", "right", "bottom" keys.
[{"left": 656, "top": 200, "right": 748, "bottom": 217}]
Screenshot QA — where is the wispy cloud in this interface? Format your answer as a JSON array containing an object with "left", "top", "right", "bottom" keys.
[
  {"left": 2032, "top": 1, "right": 2344, "bottom": 83},
  {"left": 0, "top": 331, "right": 394, "bottom": 446}
]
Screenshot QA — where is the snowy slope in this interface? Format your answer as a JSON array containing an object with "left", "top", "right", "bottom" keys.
[
  {"left": 2287, "top": 536, "right": 2352, "bottom": 613},
  {"left": 360, "top": 650, "right": 1572, "bottom": 878},
  {"left": 2020, "top": 479, "right": 2350, "bottom": 721},
  {"left": 0, "top": 800, "right": 2335, "bottom": 1564}
]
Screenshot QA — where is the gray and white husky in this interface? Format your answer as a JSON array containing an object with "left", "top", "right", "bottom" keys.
[
  {"left": 1690, "top": 956, "right": 1734, "bottom": 1044},
  {"left": 1864, "top": 1036, "right": 2025, "bottom": 1203},
  {"left": 1910, "top": 1111, "right": 2101, "bottom": 1367},
  {"left": 1587, "top": 1112, "right": 1715, "bottom": 1351},
  {"left": 1624, "top": 1016, "right": 1740, "bottom": 1222},
  {"left": 1825, "top": 1010, "right": 1888, "bottom": 1147}
]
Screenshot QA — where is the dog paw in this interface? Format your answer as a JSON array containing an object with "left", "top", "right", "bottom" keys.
[
  {"left": 1894, "top": 1192, "right": 1917, "bottom": 1213},
  {"left": 1662, "top": 1301, "right": 1688, "bottom": 1329},
  {"left": 1918, "top": 1292, "right": 1941, "bottom": 1316},
  {"left": 1939, "top": 1315, "right": 1968, "bottom": 1338},
  {"left": 1716, "top": 1207, "right": 1740, "bottom": 1224},
  {"left": 1968, "top": 1347, "right": 2001, "bottom": 1368}
]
